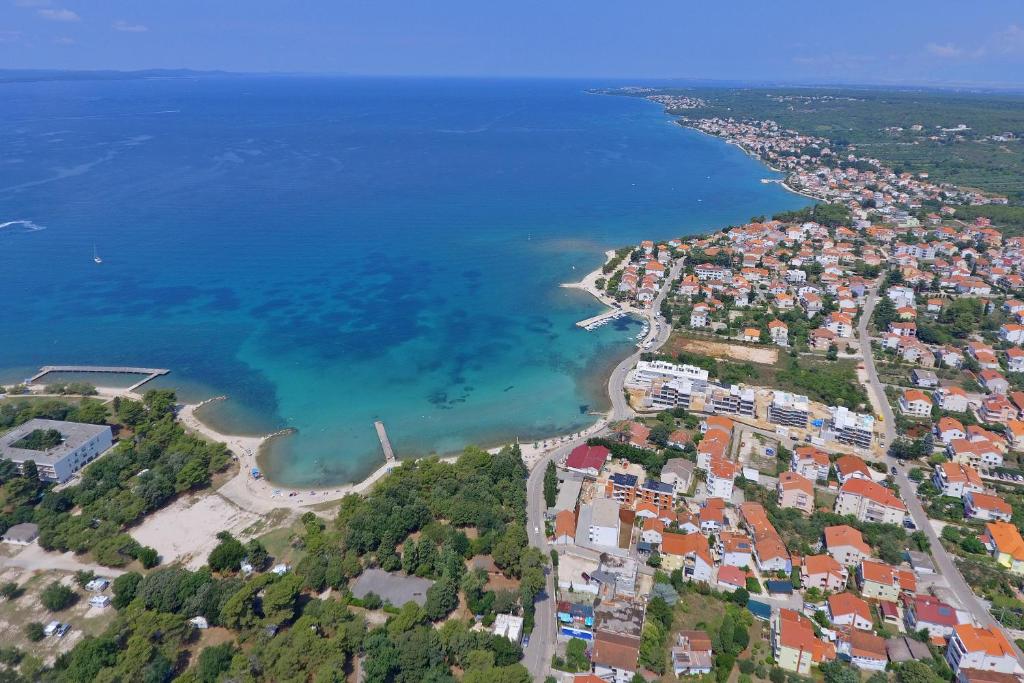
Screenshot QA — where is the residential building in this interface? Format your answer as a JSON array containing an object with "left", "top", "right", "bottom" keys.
[
  {"left": 857, "top": 560, "right": 916, "bottom": 601},
  {"left": 965, "top": 491, "right": 1012, "bottom": 522},
  {"left": 828, "top": 407, "right": 875, "bottom": 449},
  {"left": 833, "top": 455, "right": 871, "bottom": 484},
  {"left": 768, "top": 392, "right": 810, "bottom": 429},
  {"left": 899, "top": 389, "right": 933, "bottom": 417},
  {"left": 660, "top": 459, "right": 695, "bottom": 497},
  {"left": 771, "top": 609, "right": 836, "bottom": 674},
  {"left": 792, "top": 446, "right": 830, "bottom": 482},
  {"left": 660, "top": 532, "right": 713, "bottom": 583},
  {"left": 672, "top": 631, "right": 713, "bottom": 677},
  {"left": 838, "top": 630, "right": 888, "bottom": 672},
  {"left": 565, "top": 444, "right": 610, "bottom": 477},
  {"left": 824, "top": 525, "right": 871, "bottom": 566},
  {"left": 579, "top": 498, "right": 621, "bottom": 549},
  {"left": 802, "top": 555, "right": 848, "bottom": 592},
  {"left": 592, "top": 601, "right": 645, "bottom": 683},
  {"left": 834, "top": 479, "right": 906, "bottom": 525},
  {"left": 827, "top": 592, "right": 872, "bottom": 631},
  {"left": 706, "top": 456, "right": 738, "bottom": 500},
  {"left": 777, "top": 472, "right": 814, "bottom": 514},
  {"left": 984, "top": 521, "right": 1024, "bottom": 575},
  {"left": 932, "top": 462, "right": 985, "bottom": 499},
  {"left": 903, "top": 595, "right": 960, "bottom": 638},
  {"left": 946, "top": 624, "right": 1021, "bottom": 676}
]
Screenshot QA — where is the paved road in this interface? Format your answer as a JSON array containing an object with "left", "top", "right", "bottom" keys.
[
  {"left": 858, "top": 284, "right": 1023, "bottom": 660},
  {"left": 522, "top": 261, "right": 681, "bottom": 678},
  {"left": 607, "top": 261, "right": 683, "bottom": 421},
  {"left": 0, "top": 543, "right": 127, "bottom": 577}
]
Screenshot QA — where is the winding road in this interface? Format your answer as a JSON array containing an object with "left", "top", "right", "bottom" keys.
[
  {"left": 858, "top": 282, "right": 1024, "bottom": 661},
  {"left": 522, "top": 260, "right": 681, "bottom": 678}
]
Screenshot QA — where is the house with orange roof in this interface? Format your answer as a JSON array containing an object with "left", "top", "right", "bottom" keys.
[
  {"left": 696, "top": 431, "right": 729, "bottom": 472},
  {"left": 932, "top": 462, "right": 985, "bottom": 499},
  {"left": 946, "top": 624, "right": 1022, "bottom": 675},
  {"left": 834, "top": 478, "right": 906, "bottom": 526},
  {"left": 741, "top": 327, "right": 761, "bottom": 343},
  {"left": 965, "top": 491, "right": 1012, "bottom": 522},
  {"left": 660, "top": 532, "right": 713, "bottom": 583},
  {"left": 554, "top": 510, "right": 576, "bottom": 545},
  {"left": 699, "top": 498, "right": 726, "bottom": 533},
  {"left": 768, "top": 319, "right": 789, "bottom": 347},
  {"left": 833, "top": 455, "right": 872, "bottom": 485},
  {"left": 717, "top": 565, "right": 747, "bottom": 593},
  {"left": 824, "top": 525, "right": 871, "bottom": 566},
  {"left": 717, "top": 531, "right": 753, "bottom": 568},
  {"left": 825, "top": 312, "right": 854, "bottom": 338},
  {"left": 792, "top": 446, "right": 830, "bottom": 482},
  {"left": 935, "top": 385, "right": 969, "bottom": 412},
  {"left": 984, "top": 521, "right": 1024, "bottom": 575},
  {"left": 936, "top": 416, "right": 967, "bottom": 444},
  {"left": 777, "top": 472, "right": 814, "bottom": 514},
  {"left": 640, "top": 518, "right": 665, "bottom": 545},
  {"left": 801, "top": 554, "right": 848, "bottom": 592},
  {"left": 899, "top": 389, "right": 933, "bottom": 417},
  {"left": 740, "top": 502, "right": 791, "bottom": 573},
  {"left": 948, "top": 438, "right": 1004, "bottom": 470},
  {"left": 839, "top": 629, "right": 889, "bottom": 672},
  {"left": 857, "top": 560, "right": 916, "bottom": 601},
  {"left": 707, "top": 455, "right": 738, "bottom": 500},
  {"left": 771, "top": 608, "right": 836, "bottom": 674},
  {"left": 827, "top": 592, "right": 872, "bottom": 631}
]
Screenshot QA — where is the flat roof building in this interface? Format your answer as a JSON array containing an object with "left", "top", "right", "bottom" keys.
[{"left": 0, "top": 419, "right": 113, "bottom": 483}]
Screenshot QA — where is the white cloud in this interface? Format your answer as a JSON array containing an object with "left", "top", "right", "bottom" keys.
[
  {"left": 113, "top": 20, "right": 148, "bottom": 33},
  {"left": 926, "top": 42, "right": 964, "bottom": 58},
  {"left": 14, "top": 0, "right": 51, "bottom": 7},
  {"left": 52, "top": 35, "right": 74, "bottom": 44},
  {"left": 37, "top": 8, "right": 79, "bottom": 22},
  {"left": 0, "top": 30, "right": 22, "bottom": 43},
  {"left": 991, "top": 24, "right": 1024, "bottom": 55}
]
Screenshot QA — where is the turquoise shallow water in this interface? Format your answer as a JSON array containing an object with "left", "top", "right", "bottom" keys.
[{"left": 0, "top": 76, "right": 811, "bottom": 485}]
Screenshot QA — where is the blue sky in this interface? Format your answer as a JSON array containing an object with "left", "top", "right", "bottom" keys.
[{"left": 2, "top": 1, "right": 1023, "bottom": 85}]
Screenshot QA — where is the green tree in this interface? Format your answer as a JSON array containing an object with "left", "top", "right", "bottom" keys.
[
  {"left": 262, "top": 574, "right": 304, "bottom": 626},
  {"left": 208, "top": 532, "right": 247, "bottom": 573},
  {"left": 40, "top": 581, "right": 76, "bottom": 611},
  {"left": 821, "top": 661, "right": 858, "bottom": 683},
  {"left": 195, "top": 643, "right": 236, "bottom": 683},
  {"left": 543, "top": 461, "right": 558, "bottom": 508},
  {"left": 898, "top": 660, "right": 945, "bottom": 683},
  {"left": 565, "top": 638, "right": 589, "bottom": 672},
  {"left": 112, "top": 572, "right": 143, "bottom": 609}
]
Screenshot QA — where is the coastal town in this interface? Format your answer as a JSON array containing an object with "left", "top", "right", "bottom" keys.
[{"left": 3, "top": 98, "right": 1024, "bottom": 683}]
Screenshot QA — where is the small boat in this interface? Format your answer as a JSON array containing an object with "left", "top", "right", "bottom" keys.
[{"left": 93, "top": 245, "right": 102, "bottom": 264}]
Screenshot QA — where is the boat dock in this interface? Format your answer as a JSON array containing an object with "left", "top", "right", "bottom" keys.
[
  {"left": 576, "top": 309, "right": 629, "bottom": 331},
  {"left": 27, "top": 365, "right": 170, "bottom": 392},
  {"left": 374, "top": 421, "right": 396, "bottom": 463}
]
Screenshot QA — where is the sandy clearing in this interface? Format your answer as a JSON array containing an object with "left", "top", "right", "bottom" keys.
[
  {"left": 669, "top": 336, "right": 779, "bottom": 365},
  {"left": 129, "top": 493, "right": 263, "bottom": 570}
]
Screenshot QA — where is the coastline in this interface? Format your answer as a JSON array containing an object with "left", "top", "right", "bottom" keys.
[{"left": 676, "top": 121, "right": 825, "bottom": 204}]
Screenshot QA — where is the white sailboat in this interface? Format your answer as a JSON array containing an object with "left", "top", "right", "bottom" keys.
[{"left": 93, "top": 245, "right": 102, "bottom": 264}]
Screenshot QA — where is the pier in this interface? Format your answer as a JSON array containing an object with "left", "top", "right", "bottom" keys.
[
  {"left": 576, "top": 308, "right": 629, "bottom": 330},
  {"left": 374, "top": 421, "right": 396, "bottom": 463},
  {"left": 28, "top": 365, "right": 170, "bottom": 392}
]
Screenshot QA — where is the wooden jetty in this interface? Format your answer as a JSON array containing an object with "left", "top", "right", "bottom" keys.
[
  {"left": 374, "top": 421, "right": 396, "bottom": 463},
  {"left": 28, "top": 365, "right": 170, "bottom": 392}
]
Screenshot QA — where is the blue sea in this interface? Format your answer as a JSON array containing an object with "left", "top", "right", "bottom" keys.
[{"left": 0, "top": 76, "right": 810, "bottom": 486}]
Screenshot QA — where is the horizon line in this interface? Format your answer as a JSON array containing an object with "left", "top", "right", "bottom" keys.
[{"left": 3, "top": 68, "right": 1024, "bottom": 93}]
